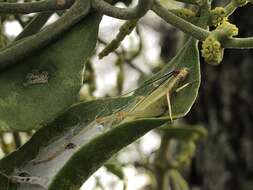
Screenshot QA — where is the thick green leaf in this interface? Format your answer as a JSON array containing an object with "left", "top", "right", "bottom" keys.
[
  {"left": 0, "top": 38, "right": 200, "bottom": 189},
  {"left": 0, "top": 12, "right": 102, "bottom": 132}
]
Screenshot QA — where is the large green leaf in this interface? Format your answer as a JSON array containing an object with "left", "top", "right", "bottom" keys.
[
  {"left": 0, "top": 38, "right": 200, "bottom": 189},
  {"left": 0, "top": 12, "right": 102, "bottom": 132}
]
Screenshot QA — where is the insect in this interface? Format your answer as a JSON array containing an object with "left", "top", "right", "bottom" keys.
[{"left": 96, "top": 67, "right": 190, "bottom": 125}]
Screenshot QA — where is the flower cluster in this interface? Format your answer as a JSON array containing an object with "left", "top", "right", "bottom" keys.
[
  {"left": 201, "top": 6, "right": 240, "bottom": 65},
  {"left": 216, "top": 21, "right": 239, "bottom": 37},
  {"left": 201, "top": 36, "right": 224, "bottom": 65},
  {"left": 210, "top": 7, "right": 227, "bottom": 26}
]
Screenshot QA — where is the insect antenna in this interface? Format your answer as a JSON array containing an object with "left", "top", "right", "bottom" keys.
[{"left": 122, "top": 70, "right": 175, "bottom": 97}]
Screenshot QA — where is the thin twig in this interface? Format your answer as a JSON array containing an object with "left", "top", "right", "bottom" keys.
[
  {"left": 92, "top": 0, "right": 154, "bottom": 20},
  {"left": 223, "top": 37, "right": 253, "bottom": 49},
  {"left": 224, "top": 1, "right": 237, "bottom": 16},
  {"left": 175, "top": 0, "right": 201, "bottom": 5},
  {"left": 0, "top": 0, "right": 74, "bottom": 14},
  {"left": 15, "top": 12, "right": 54, "bottom": 40},
  {"left": 152, "top": 1, "right": 209, "bottom": 41}
]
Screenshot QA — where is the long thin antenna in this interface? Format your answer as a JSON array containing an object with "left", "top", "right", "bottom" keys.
[{"left": 122, "top": 70, "right": 175, "bottom": 96}]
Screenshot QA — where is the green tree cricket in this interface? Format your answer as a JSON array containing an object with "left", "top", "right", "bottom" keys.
[{"left": 96, "top": 67, "right": 190, "bottom": 125}]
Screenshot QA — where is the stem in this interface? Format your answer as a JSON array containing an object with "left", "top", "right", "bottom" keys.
[
  {"left": 224, "top": 1, "right": 237, "bottom": 17},
  {"left": 152, "top": 1, "right": 210, "bottom": 41},
  {"left": 175, "top": 0, "right": 201, "bottom": 5},
  {"left": 92, "top": 0, "right": 154, "bottom": 20},
  {"left": 224, "top": 37, "right": 253, "bottom": 49},
  {"left": 0, "top": 0, "right": 74, "bottom": 14},
  {"left": 154, "top": 134, "right": 170, "bottom": 190},
  {"left": 0, "top": 0, "right": 91, "bottom": 71},
  {"left": 13, "top": 133, "right": 21, "bottom": 148},
  {"left": 99, "top": 19, "right": 138, "bottom": 58},
  {"left": 14, "top": 14, "right": 26, "bottom": 27},
  {"left": 0, "top": 134, "right": 9, "bottom": 155},
  {"left": 98, "top": 38, "right": 145, "bottom": 74},
  {"left": 156, "top": 170, "right": 170, "bottom": 190},
  {"left": 15, "top": 12, "right": 53, "bottom": 40}
]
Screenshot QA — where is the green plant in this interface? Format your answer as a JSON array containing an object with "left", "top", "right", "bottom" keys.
[{"left": 0, "top": 0, "right": 252, "bottom": 189}]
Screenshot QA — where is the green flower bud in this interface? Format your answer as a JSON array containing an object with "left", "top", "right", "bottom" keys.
[
  {"left": 210, "top": 7, "right": 226, "bottom": 26},
  {"left": 201, "top": 36, "right": 224, "bottom": 65}
]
